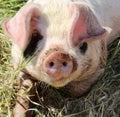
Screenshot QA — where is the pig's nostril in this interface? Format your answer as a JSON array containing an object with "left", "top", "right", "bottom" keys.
[
  {"left": 62, "top": 62, "right": 67, "bottom": 67},
  {"left": 48, "top": 61, "right": 68, "bottom": 68},
  {"left": 49, "top": 62, "right": 54, "bottom": 68}
]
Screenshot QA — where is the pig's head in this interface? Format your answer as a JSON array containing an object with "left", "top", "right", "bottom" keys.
[{"left": 2, "top": 1, "right": 109, "bottom": 87}]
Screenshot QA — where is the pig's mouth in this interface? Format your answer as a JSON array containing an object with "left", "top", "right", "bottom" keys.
[
  {"left": 48, "top": 76, "right": 73, "bottom": 88},
  {"left": 37, "top": 70, "right": 74, "bottom": 88}
]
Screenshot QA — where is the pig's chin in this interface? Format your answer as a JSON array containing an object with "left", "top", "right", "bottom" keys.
[
  {"left": 37, "top": 74, "right": 72, "bottom": 88},
  {"left": 47, "top": 77, "right": 72, "bottom": 88},
  {"left": 25, "top": 68, "right": 72, "bottom": 87}
]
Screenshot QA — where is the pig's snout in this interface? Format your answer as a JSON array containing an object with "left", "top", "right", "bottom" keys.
[{"left": 43, "top": 52, "right": 73, "bottom": 80}]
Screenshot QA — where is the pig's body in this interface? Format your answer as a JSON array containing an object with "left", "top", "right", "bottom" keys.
[{"left": 2, "top": 0, "right": 120, "bottom": 116}]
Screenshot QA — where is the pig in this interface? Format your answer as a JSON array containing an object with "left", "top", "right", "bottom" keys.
[{"left": 2, "top": 0, "right": 120, "bottom": 116}]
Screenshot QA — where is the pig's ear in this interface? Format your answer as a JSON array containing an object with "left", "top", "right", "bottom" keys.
[
  {"left": 2, "top": 4, "right": 40, "bottom": 50},
  {"left": 70, "top": 3, "right": 111, "bottom": 46}
]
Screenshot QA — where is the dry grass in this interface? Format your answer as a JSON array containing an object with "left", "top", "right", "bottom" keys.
[{"left": 0, "top": 0, "right": 120, "bottom": 117}]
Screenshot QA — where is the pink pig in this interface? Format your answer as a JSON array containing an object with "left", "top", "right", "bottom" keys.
[{"left": 2, "top": 0, "right": 119, "bottom": 117}]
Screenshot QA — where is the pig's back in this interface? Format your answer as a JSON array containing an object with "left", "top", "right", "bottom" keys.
[
  {"left": 82, "top": 0, "right": 120, "bottom": 43},
  {"left": 28, "top": 0, "right": 120, "bottom": 43}
]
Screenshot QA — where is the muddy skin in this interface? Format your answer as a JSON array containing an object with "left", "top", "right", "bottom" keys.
[
  {"left": 13, "top": 73, "right": 37, "bottom": 117},
  {"left": 13, "top": 72, "right": 64, "bottom": 117}
]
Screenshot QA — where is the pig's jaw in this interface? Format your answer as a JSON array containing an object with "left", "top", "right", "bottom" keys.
[
  {"left": 24, "top": 71, "right": 71, "bottom": 88},
  {"left": 25, "top": 62, "right": 79, "bottom": 88}
]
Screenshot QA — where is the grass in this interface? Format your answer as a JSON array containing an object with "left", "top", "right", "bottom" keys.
[{"left": 0, "top": 0, "right": 120, "bottom": 117}]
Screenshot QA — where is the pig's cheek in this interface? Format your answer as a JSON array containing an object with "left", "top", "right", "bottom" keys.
[
  {"left": 11, "top": 44, "right": 23, "bottom": 69},
  {"left": 70, "top": 62, "right": 83, "bottom": 80},
  {"left": 25, "top": 63, "right": 44, "bottom": 81}
]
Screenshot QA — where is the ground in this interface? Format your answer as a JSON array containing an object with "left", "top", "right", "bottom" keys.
[{"left": 0, "top": 0, "right": 120, "bottom": 117}]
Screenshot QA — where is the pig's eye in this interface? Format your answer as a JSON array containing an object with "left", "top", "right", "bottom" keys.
[
  {"left": 24, "top": 31, "right": 43, "bottom": 58},
  {"left": 79, "top": 42, "right": 88, "bottom": 54}
]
